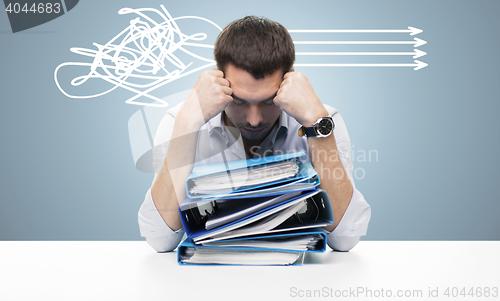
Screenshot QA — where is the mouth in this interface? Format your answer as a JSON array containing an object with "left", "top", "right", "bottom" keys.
[{"left": 242, "top": 127, "right": 265, "bottom": 134}]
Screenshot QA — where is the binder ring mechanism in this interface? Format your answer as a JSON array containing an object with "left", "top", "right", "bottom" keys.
[
  {"left": 294, "top": 197, "right": 320, "bottom": 223},
  {"left": 186, "top": 201, "right": 219, "bottom": 229}
]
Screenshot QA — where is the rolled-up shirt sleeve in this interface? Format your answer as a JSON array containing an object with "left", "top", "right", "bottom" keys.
[
  {"left": 324, "top": 109, "right": 372, "bottom": 251},
  {"left": 138, "top": 188, "right": 185, "bottom": 252},
  {"left": 325, "top": 188, "right": 371, "bottom": 251}
]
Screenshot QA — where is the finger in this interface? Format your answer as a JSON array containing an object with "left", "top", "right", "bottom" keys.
[
  {"left": 274, "top": 89, "right": 282, "bottom": 100},
  {"left": 283, "top": 72, "right": 294, "bottom": 80},
  {"left": 216, "top": 77, "right": 231, "bottom": 87},
  {"left": 209, "top": 69, "right": 224, "bottom": 77},
  {"left": 221, "top": 86, "right": 232, "bottom": 95},
  {"left": 279, "top": 78, "right": 288, "bottom": 88},
  {"left": 224, "top": 95, "right": 233, "bottom": 105},
  {"left": 272, "top": 95, "right": 282, "bottom": 107}
]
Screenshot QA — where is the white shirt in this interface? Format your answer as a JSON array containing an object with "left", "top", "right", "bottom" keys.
[{"left": 138, "top": 102, "right": 371, "bottom": 252}]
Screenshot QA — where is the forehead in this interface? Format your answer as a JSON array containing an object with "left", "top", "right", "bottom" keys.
[{"left": 225, "top": 64, "right": 283, "bottom": 103}]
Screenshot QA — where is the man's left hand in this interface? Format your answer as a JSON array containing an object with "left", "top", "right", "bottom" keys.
[{"left": 273, "top": 71, "right": 329, "bottom": 127}]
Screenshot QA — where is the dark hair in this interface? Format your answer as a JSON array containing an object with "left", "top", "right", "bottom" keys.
[{"left": 214, "top": 16, "right": 295, "bottom": 79}]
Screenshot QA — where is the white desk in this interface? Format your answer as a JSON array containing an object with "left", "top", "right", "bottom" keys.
[{"left": 1, "top": 241, "right": 499, "bottom": 301}]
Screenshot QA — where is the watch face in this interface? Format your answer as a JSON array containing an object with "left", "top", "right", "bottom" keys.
[{"left": 317, "top": 118, "right": 333, "bottom": 135}]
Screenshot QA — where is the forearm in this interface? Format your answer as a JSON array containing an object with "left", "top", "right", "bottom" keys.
[
  {"left": 151, "top": 96, "right": 205, "bottom": 231},
  {"left": 308, "top": 133, "right": 353, "bottom": 232}
]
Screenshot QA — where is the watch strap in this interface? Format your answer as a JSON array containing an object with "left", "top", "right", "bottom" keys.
[
  {"left": 304, "top": 126, "right": 317, "bottom": 137},
  {"left": 298, "top": 125, "right": 318, "bottom": 137}
]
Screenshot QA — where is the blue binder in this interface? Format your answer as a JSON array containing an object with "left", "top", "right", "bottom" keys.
[
  {"left": 189, "top": 151, "right": 306, "bottom": 177},
  {"left": 185, "top": 151, "right": 312, "bottom": 198},
  {"left": 177, "top": 228, "right": 327, "bottom": 265},
  {"left": 179, "top": 189, "right": 334, "bottom": 242},
  {"left": 177, "top": 239, "right": 304, "bottom": 266},
  {"left": 200, "top": 228, "right": 328, "bottom": 253},
  {"left": 184, "top": 161, "right": 319, "bottom": 202}
]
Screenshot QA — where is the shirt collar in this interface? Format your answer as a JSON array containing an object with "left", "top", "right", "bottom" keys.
[
  {"left": 207, "top": 112, "right": 224, "bottom": 133},
  {"left": 274, "top": 109, "right": 289, "bottom": 142}
]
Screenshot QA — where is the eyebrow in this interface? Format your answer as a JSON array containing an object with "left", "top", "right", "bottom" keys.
[{"left": 232, "top": 92, "right": 278, "bottom": 104}]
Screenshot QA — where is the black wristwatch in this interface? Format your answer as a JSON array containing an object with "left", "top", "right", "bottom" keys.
[{"left": 298, "top": 116, "right": 335, "bottom": 138}]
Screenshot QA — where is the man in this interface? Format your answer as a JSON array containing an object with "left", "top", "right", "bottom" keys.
[{"left": 138, "top": 16, "right": 371, "bottom": 252}]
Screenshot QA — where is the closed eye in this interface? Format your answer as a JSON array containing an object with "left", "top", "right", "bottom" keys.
[
  {"left": 261, "top": 99, "right": 274, "bottom": 106},
  {"left": 233, "top": 99, "right": 246, "bottom": 105},
  {"left": 231, "top": 93, "right": 277, "bottom": 106}
]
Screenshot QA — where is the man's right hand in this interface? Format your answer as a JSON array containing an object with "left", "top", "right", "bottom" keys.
[{"left": 182, "top": 68, "right": 233, "bottom": 128}]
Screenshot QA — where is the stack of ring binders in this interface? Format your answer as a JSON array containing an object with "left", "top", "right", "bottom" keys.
[{"left": 177, "top": 151, "right": 334, "bottom": 266}]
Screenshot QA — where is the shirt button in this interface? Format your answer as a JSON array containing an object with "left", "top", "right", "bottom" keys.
[{"left": 222, "top": 132, "right": 226, "bottom": 137}]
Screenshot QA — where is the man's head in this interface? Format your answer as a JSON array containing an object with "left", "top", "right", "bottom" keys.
[
  {"left": 214, "top": 16, "right": 295, "bottom": 79},
  {"left": 214, "top": 16, "right": 295, "bottom": 142}
]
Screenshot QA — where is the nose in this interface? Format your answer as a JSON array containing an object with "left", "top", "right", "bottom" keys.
[{"left": 246, "top": 105, "right": 263, "bottom": 128}]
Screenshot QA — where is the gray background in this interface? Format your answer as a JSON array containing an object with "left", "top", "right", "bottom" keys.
[{"left": 0, "top": 0, "right": 499, "bottom": 240}]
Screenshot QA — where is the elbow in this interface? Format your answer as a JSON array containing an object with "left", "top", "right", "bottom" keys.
[
  {"left": 146, "top": 236, "right": 179, "bottom": 253},
  {"left": 327, "top": 236, "right": 361, "bottom": 252}
]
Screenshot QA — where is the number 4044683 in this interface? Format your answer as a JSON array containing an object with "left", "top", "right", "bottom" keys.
[{"left": 5, "top": 2, "right": 61, "bottom": 14}]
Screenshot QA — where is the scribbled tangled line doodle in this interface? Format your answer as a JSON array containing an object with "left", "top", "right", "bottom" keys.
[{"left": 54, "top": 5, "right": 221, "bottom": 107}]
